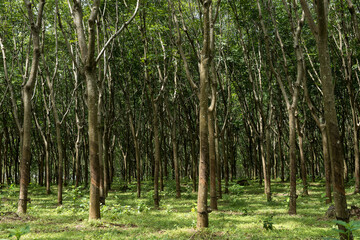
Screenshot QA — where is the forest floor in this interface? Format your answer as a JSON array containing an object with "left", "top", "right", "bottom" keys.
[{"left": 0, "top": 179, "right": 359, "bottom": 239}]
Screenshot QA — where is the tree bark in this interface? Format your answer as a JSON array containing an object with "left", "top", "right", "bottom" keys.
[
  {"left": 171, "top": 117, "right": 181, "bottom": 198},
  {"left": 72, "top": 0, "right": 101, "bottom": 220},
  {"left": 296, "top": 116, "right": 308, "bottom": 196},
  {"left": 300, "top": 0, "right": 350, "bottom": 237},
  {"left": 197, "top": 0, "right": 212, "bottom": 228},
  {"left": 152, "top": 101, "right": 160, "bottom": 209},
  {"left": 320, "top": 126, "right": 332, "bottom": 204},
  {"left": 18, "top": 0, "right": 45, "bottom": 214},
  {"left": 208, "top": 109, "right": 217, "bottom": 209},
  {"left": 288, "top": 109, "right": 297, "bottom": 214}
]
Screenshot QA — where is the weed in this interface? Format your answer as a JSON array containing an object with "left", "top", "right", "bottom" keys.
[
  {"left": 7, "top": 225, "right": 30, "bottom": 240},
  {"left": 241, "top": 207, "right": 249, "bottom": 216},
  {"left": 229, "top": 184, "right": 244, "bottom": 195},
  {"left": 263, "top": 216, "right": 274, "bottom": 231},
  {"left": 165, "top": 204, "right": 173, "bottom": 213},
  {"left": 191, "top": 220, "right": 196, "bottom": 229},
  {"left": 333, "top": 220, "right": 360, "bottom": 240},
  {"left": 136, "top": 201, "right": 150, "bottom": 213},
  {"left": 320, "top": 193, "right": 330, "bottom": 204},
  {"left": 190, "top": 202, "right": 197, "bottom": 214}
]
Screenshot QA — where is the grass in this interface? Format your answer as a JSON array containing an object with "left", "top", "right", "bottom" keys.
[{"left": 0, "top": 179, "right": 359, "bottom": 239}]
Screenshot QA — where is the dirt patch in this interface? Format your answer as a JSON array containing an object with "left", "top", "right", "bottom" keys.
[
  {"left": 0, "top": 197, "right": 12, "bottom": 202},
  {"left": 218, "top": 210, "right": 244, "bottom": 215},
  {"left": 75, "top": 224, "right": 85, "bottom": 230},
  {"left": 0, "top": 212, "right": 34, "bottom": 222},
  {"left": 33, "top": 227, "right": 70, "bottom": 233},
  {"left": 105, "top": 222, "right": 138, "bottom": 229}
]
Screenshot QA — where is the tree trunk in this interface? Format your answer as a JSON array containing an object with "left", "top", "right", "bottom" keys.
[
  {"left": 86, "top": 69, "right": 101, "bottom": 219},
  {"left": 223, "top": 133, "right": 229, "bottom": 194},
  {"left": 18, "top": 0, "right": 45, "bottom": 214},
  {"left": 300, "top": 0, "right": 350, "bottom": 237},
  {"left": 98, "top": 107, "right": 105, "bottom": 205},
  {"left": 320, "top": 126, "right": 332, "bottom": 204},
  {"left": 172, "top": 120, "right": 181, "bottom": 198},
  {"left": 296, "top": 118, "right": 308, "bottom": 196},
  {"left": 265, "top": 127, "right": 272, "bottom": 201},
  {"left": 191, "top": 135, "right": 197, "bottom": 193},
  {"left": 318, "top": 7, "right": 350, "bottom": 238},
  {"left": 215, "top": 123, "right": 222, "bottom": 199},
  {"left": 72, "top": 0, "right": 101, "bottom": 220},
  {"left": 55, "top": 121, "right": 63, "bottom": 205},
  {"left": 288, "top": 109, "right": 297, "bottom": 215},
  {"left": 75, "top": 111, "right": 82, "bottom": 187},
  {"left": 197, "top": 0, "right": 212, "bottom": 228},
  {"left": 152, "top": 101, "right": 160, "bottom": 209},
  {"left": 208, "top": 109, "right": 217, "bottom": 210}
]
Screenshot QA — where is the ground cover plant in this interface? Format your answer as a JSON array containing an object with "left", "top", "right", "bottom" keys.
[{"left": 1, "top": 180, "right": 359, "bottom": 239}]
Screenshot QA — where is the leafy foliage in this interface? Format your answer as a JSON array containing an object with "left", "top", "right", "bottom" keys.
[{"left": 7, "top": 225, "right": 30, "bottom": 240}]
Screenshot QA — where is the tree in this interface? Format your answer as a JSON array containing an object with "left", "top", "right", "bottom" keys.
[
  {"left": 300, "top": 0, "right": 351, "bottom": 238},
  {"left": 18, "top": 0, "right": 45, "bottom": 214}
]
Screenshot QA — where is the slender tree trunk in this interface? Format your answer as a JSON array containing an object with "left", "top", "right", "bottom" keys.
[
  {"left": 321, "top": 126, "right": 332, "bottom": 204},
  {"left": 86, "top": 69, "right": 101, "bottom": 219},
  {"left": 134, "top": 133, "right": 141, "bottom": 198},
  {"left": 318, "top": 11, "right": 349, "bottom": 238},
  {"left": 301, "top": 1, "right": 350, "bottom": 237},
  {"left": 278, "top": 128, "right": 285, "bottom": 183},
  {"left": 197, "top": 1, "right": 212, "bottom": 228},
  {"left": 152, "top": 101, "right": 160, "bottom": 209},
  {"left": 265, "top": 127, "right": 272, "bottom": 201},
  {"left": 75, "top": 115, "right": 82, "bottom": 187},
  {"left": 43, "top": 64, "right": 64, "bottom": 204},
  {"left": 191, "top": 135, "right": 197, "bottom": 193},
  {"left": 208, "top": 109, "right": 217, "bottom": 209},
  {"left": 103, "top": 130, "right": 110, "bottom": 195},
  {"left": 98, "top": 108, "right": 105, "bottom": 205},
  {"left": 288, "top": 109, "right": 297, "bottom": 214},
  {"left": 296, "top": 118, "right": 308, "bottom": 196},
  {"left": 172, "top": 120, "right": 181, "bottom": 198},
  {"left": 215, "top": 123, "right": 222, "bottom": 199},
  {"left": 18, "top": 0, "right": 45, "bottom": 214},
  {"left": 310, "top": 143, "right": 316, "bottom": 182},
  {"left": 72, "top": 0, "right": 101, "bottom": 220},
  {"left": 223, "top": 134, "right": 229, "bottom": 194}
]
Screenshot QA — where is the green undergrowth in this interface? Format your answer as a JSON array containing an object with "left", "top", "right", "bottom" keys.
[{"left": 0, "top": 180, "right": 359, "bottom": 239}]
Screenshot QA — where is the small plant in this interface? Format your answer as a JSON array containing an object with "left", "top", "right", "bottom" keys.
[
  {"left": 146, "top": 190, "right": 155, "bottom": 204},
  {"left": 66, "top": 186, "right": 84, "bottom": 206},
  {"left": 7, "top": 184, "right": 17, "bottom": 198},
  {"left": 56, "top": 205, "right": 64, "bottom": 214},
  {"left": 136, "top": 202, "right": 150, "bottom": 213},
  {"left": 333, "top": 220, "right": 360, "bottom": 240},
  {"left": 101, "top": 205, "right": 110, "bottom": 214},
  {"left": 263, "top": 216, "right": 274, "bottom": 231},
  {"left": 241, "top": 208, "right": 248, "bottom": 216},
  {"left": 191, "top": 202, "right": 197, "bottom": 214},
  {"left": 191, "top": 220, "right": 196, "bottom": 229},
  {"left": 320, "top": 193, "right": 330, "bottom": 204},
  {"left": 284, "top": 196, "right": 290, "bottom": 208},
  {"left": 8, "top": 225, "right": 30, "bottom": 240},
  {"left": 229, "top": 184, "right": 244, "bottom": 195},
  {"left": 165, "top": 204, "right": 173, "bottom": 213},
  {"left": 79, "top": 196, "right": 89, "bottom": 212}
]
